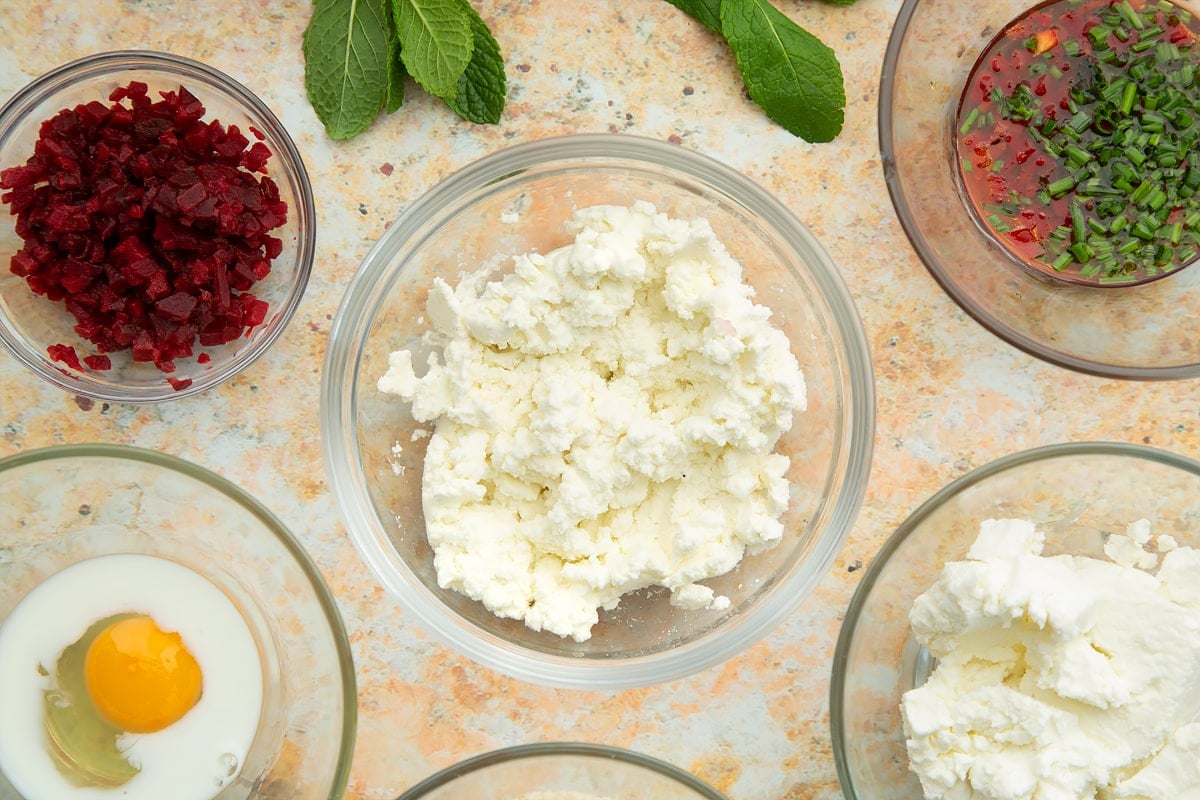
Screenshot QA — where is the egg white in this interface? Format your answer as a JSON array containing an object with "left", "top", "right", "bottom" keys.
[{"left": 0, "top": 554, "right": 264, "bottom": 800}]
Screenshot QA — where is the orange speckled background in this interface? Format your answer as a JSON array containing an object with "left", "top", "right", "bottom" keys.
[{"left": 3, "top": 2, "right": 1200, "bottom": 799}]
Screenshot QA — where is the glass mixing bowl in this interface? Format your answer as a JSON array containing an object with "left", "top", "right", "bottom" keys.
[
  {"left": 0, "top": 444, "right": 355, "bottom": 800},
  {"left": 881, "top": 0, "right": 1200, "bottom": 378},
  {"left": 321, "top": 133, "right": 875, "bottom": 689},
  {"left": 396, "top": 742, "right": 728, "bottom": 800},
  {"left": 830, "top": 441, "right": 1200, "bottom": 799},
  {"left": 0, "top": 51, "right": 315, "bottom": 401}
]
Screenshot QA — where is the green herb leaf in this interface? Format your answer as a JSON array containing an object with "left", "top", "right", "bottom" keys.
[
  {"left": 444, "top": 0, "right": 507, "bottom": 124},
  {"left": 302, "top": 0, "right": 394, "bottom": 140},
  {"left": 664, "top": 0, "right": 723, "bottom": 33},
  {"left": 386, "top": 30, "right": 406, "bottom": 114},
  {"left": 719, "top": 0, "right": 846, "bottom": 143},
  {"left": 392, "top": 0, "right": 474, "bottom": 101}
]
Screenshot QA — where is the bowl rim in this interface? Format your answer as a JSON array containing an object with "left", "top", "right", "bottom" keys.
[
  {"left": 0, "top": 49, "right": 317, "bottom": 402},
  {"left": 878, "top": 2, "right": 1200, "bottom": 381},
  {"left": 321, "top": 131, "right": 875, "bottom": 690},
  {"left": 394, "top": 741, "right": 729, "bottom": 800},
  {"left": 828, "top": 439, "right": 1200, "bottom": 799},
  {"left": 0, "top": 442, "right": 357, "bottom": 800}
]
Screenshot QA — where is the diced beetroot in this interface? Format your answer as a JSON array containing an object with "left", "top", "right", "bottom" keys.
[
  {"left": 241, "top": 142, "right": 272, "bottom": 173},
  {"left": 10, "top": 250, "right": 38, "bottom": 276},
  {"left": 0, "top": 80, "right": 287, "bottom": 378},
  {"left": 131, "top": 329, "right": 156, "bottom": 362},
  {"left": 47, "top": 343, "right": 82, "bottom": 370},
  {"left": 1, "top": 164, "right": 43, "bottom": 189},
  {"left": 155, "top": 291, "right": 197, "bottom": 322},
  {"left": 241, "top": 295, "right": 269, "bottom": 328}
]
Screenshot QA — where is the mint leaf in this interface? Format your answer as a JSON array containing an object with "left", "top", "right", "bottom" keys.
[
  {"left": 302, "top": 0, "right": 394, "bottom": 140},
  {"left": 444, "top": 1, "right": 507, "bottom": 123},
  {"left": 386, "top": 30, "right": 406, "bottom": 114},
  {"left": 719, "top": 0, "right": 846, "bottom": 143},
  {"left": 664, "top": 0, "right": 722, "bottom": 33},
  {"left": 393, "top": 0, "right": 474, "bottom": 101}
]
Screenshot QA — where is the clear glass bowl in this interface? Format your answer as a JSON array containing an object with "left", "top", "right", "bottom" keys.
[
  {"left": 321, "top": 133, "right": 875, "bottom": 689},
  {"left": 830, "top": 441, "right": 1200, "bottom": 799},
  {"left": 396, "top": 742, "right": 727, "bottom": 800},
  {"left": 0, "top": 51, "right": 315, "bottom": 401},
  {"left": 0, "top": 444, "right": 356, "bottom": 800},
  {"left": 880, "top": 0, "right": 1200, "bottom": 378}
]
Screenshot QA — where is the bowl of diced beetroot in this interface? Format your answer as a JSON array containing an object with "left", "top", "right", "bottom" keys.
[{"left": 0, "top": 50, "right": 314, "bottom": 401}]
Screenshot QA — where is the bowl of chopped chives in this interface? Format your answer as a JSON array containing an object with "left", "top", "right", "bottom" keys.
[{"left": 882, "top": 0, "right": 1200, "bottom": 378}]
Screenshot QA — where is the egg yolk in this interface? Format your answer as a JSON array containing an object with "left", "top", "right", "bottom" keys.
[{"left": 83, "top": 615, "right": 203, "bottom": 734}]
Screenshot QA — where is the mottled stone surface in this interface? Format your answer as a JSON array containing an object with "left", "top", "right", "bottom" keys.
[{"left": 3, "top": 2, "right": 1200, "bottom": 799}]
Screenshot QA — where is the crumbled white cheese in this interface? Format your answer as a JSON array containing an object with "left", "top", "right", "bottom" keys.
[
  {"left": 901, "top": 518, "right": 1200, "bottom": 800},
  {"left": 378, "top": 201, "right": 806, "bottom": 641}
]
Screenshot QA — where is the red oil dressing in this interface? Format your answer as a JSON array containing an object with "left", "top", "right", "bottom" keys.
[{"left": 955, "top": 0, "right": 1200, "bottom": 285}]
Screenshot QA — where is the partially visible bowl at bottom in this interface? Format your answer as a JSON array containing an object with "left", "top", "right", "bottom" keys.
[{"left": 396, "top": 742, "right": 728, "bottom": 800}]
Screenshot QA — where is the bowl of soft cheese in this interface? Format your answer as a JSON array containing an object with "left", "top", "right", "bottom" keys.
[
  {"left": 832, "top": 441, "right": 1200, "bottom": 800},
  {"left": 321, "top": 133, "right": 874, "bottom": 690}
]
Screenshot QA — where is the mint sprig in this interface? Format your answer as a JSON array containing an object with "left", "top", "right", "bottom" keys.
[
  {"left": 445, "top": 2, "right": 508, "bottom": 124},
  {"left": 303, "top": 0, "right": 506, "bottom": 140},
  {"left": 393, "top": 0, "right": 472, "bottom": 100},
  {"left": 302, "top": 0, "right": 395, "bottom": 141},
  {"left": 666, "top": 0, "right": 850, "bottom": 143}
]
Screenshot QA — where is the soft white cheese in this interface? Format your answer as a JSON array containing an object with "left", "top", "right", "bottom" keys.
[
  {"left": 378, "top": 201, "right": 806, "bottom": 642},
  {"left": 901, "top": 518, "right": 1200, "bottom": 800}
]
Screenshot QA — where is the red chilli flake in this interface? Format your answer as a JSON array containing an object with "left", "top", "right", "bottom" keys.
[{"left": 0, "top": 81, "right": 288, "bottom": 376}]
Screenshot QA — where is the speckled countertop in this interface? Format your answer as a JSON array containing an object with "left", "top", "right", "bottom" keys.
[{"left": 3, "top": 2, "right": 1200, "bottom": 799}]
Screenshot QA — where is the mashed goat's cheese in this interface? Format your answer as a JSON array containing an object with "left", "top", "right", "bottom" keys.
[
  {"left": 901, "top": 518, "right": 1200, "bottom": 800},
  {"left": 378, "top": 201, "right": 806, "bottom": 642}
]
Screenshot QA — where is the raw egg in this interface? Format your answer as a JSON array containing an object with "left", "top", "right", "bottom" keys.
[
  {"left": 84, "top": 614, "right": 204, "bottom": 733},
  {"left": 0, "top": 554, "right": 264, "bottom": 800}
]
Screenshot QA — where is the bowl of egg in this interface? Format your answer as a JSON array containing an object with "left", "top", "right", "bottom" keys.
[
  {"left": 0, "top": 444, "right": 355, "bottom": 800},
  {"left": 882, "top": 0, "right": 1200, "bottom": 377},
  {"left": 831, "top": 441, "right": 1200, "bottom": 800},
  {"left": 321, "top": 133, "right": 875, "bottom": 689},
  {"left": 396, "top": 742, "right": 728, "bottom": 799}
]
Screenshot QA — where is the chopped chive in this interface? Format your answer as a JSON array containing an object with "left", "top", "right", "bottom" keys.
[
  {"left": 1088, "top": 23, "right": 1114, "bottom": 45},
  {"left": 1120, "top": 80, "right": 1138, "bottom": 114},
  {"left": 1118, "top": 0, "right": 1145, "bottom": 29},
  {"left": 960, "top": 107, "right": 980, "bottom": 134},
  {"left": 1048, "top": 176, "right": 1077, "bottom": 197}
]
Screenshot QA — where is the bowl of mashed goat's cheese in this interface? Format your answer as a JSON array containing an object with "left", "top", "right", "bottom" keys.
[
  {"left": 321, "top": 133, "right": 874, "bottom": 690},
  {"left": 832, "top": 441, "right": 1200, "bottom": 800}
]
